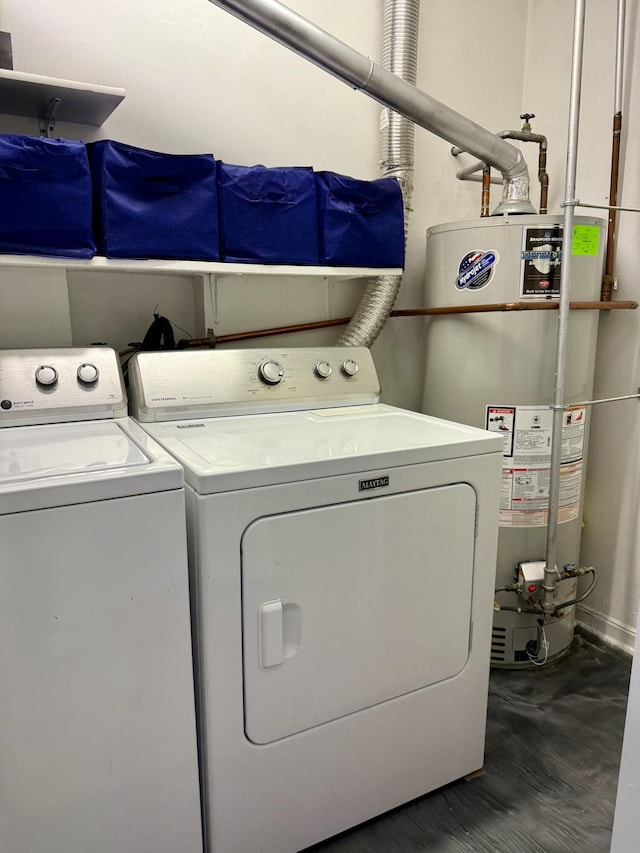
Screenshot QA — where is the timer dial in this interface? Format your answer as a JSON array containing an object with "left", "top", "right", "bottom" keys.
[{"left": 258, "top": 360, "right": 284, "bottom": 385}]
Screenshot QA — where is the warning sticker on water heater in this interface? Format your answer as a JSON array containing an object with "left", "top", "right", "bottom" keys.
[
  {"left": 486, "top": 406, "right": 515, "bottom": 457},
  {"left": 520, "top": 225, "right": 563, "bottom": 297},
  {"left": 485, "top": 403, "right": 587, "bottom": 527}
]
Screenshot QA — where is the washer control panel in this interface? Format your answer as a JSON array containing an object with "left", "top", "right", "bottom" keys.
[
  {"left": 0, "top": 348, "right": 127, "bottom": 426},
  {"left": 129, "top": 347, "right": 381, "bottom": 421}
]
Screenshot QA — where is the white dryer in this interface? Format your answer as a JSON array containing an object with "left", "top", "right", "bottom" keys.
[
  {"left": 0, "top": 348, "right": 202, "bottom": 853},
  {"left": 128, "top": 346, "right": 503, "bottom": 853}
]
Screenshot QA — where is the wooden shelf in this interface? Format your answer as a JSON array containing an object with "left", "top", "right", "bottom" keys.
[
  {"left": 0, "top": 69, "right": 125, "bottom": 126},
  {"left": 0, "top": 254, "right": 400, "bottom": 280}
]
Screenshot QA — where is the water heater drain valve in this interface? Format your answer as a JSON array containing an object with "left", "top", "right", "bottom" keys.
[{"left": 517, "top": 560, "right": 546, "bottom": 602}]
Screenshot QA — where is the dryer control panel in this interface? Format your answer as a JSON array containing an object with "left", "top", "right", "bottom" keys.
[
  {"left": 0, "top": 348, "right": 127, "bottom": 426},
  {"left": 128, "top": 347, "right": 381, "bottom": 421}
]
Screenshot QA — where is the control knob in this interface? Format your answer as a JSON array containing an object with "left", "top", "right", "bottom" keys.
[
  {"left": 341, "top": 359, "right": 359, "bottom": 377},
  {"left": 77, "top": 363, "right": 100, "bottom": 385},
  {"left": 35, "top": 364, "right": 58, "bottom": 387},
  {"left": 258, "top": 360, "right": 284, "bottom": 385},
  {"left": 315, "top": 361, "right": 332, "bottom": 379}
]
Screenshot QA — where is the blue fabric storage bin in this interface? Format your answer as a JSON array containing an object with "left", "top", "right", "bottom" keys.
[
  {"left": 0, "top": 133, "right": 95, "bottom": 258},
  {"left": 89, "top": 140, "right": 219, "bottom": 260},
  {"left": 218, "top": 163, "right": 319, "bottom": 264},
  {"left": 315, "top": 172, "right": 404, "bottom": 268}
]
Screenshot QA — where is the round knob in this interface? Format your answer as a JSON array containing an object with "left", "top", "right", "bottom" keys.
[
  {"left": 341, "top": 359, "right": 359, "bottom": 377},
  {"left": 77, "top": 363, "right": 99, "bottom": 385},
  {"left": 258, "top": 360, "right": 284, "bottom": 385},
  {"left": 315, "top": 361, "right": 332, "bottom": 379},
  {"left": 35, "top": 364, "right": 58, "bottom": 387}
]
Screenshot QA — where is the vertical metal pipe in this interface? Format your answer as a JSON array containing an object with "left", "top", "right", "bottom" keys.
[
  {"left": 614, "top": 0, "right": 626, "bottom": 114},
  {"left": 601, "top": 0, "right": 626, "bottom": 301},
  {"left": 543, "top": 0, "right": 587, "bottom": 614}
]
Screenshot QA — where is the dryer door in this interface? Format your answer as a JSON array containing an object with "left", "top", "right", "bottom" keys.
[{"left": 242, "top": 483, "right": 477, "bottom": 744}]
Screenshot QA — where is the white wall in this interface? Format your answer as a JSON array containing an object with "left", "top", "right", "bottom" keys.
[
  {"left": 0, "top": 0, "right": 638, "bottom": 646},
  {"left": 573, "top": 0, "right": 640, "bottom": 651}
]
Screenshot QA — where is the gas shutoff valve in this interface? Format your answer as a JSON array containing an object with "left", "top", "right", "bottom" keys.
[{"left": 517, "top": 560, "right": 546, "bottom": 602}]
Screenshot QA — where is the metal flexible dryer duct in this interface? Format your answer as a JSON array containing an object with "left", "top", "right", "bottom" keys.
[{"left": 339, "top": 0, "right": 418, "bottom": 347}]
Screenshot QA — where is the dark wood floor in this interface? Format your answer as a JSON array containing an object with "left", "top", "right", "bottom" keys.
[{"left": 309, "top": 635, "right": 631, "bottom": 853}]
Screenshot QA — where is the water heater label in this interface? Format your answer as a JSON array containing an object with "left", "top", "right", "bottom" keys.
[
  {"left": 455, "top": 250, "right": 498, "bottom": 291},
  {"left": 572, "top": 224, "right": 600, "bottom": 256},
  {"left": 485, "top": 403, "right": 587, "bottom": 528},
  {"left": 486, "top": 406, "right": 515, "bottom": 457},
  {"left": 520, "top": 226, "right": 563, "bottom": 297}
]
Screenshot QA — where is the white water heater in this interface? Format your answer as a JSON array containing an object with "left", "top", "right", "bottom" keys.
[{"left": 421, "top": 214, "right": 606, "bottom": 667}]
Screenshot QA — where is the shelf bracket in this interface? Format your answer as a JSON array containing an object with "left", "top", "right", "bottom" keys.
[
  {"left": 205, "top": 273, "right": 220, "bottom": 331},
  {"left": 39, "top": 96, "right": 62, "bottom": 138},
  {"left": 323, "top": 276, "right": 332, "bottom": 318}
]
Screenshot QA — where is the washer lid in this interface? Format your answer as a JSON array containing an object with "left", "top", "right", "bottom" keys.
[
  {"left": 0, "top": 420, "right": 184, "bottom": 513},
  {"left": 141, "top": 404, "right": 503, "bottom": 494}
]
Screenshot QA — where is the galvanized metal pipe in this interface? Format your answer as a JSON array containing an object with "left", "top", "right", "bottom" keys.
[
  {"left": 543, "top": 0, "right": 587, "bottom": 615},
  {"left": 615, "top": 0, "right": 626, "bottom": 115},
  {"left": 452, "top": 129, "right": 547, "bottom": 156},
  {"left": 207, "top": 0, "right": 535, "bottom": 214},
  {"left": 581, "top": 202, "right": 640, "bottom": 213},
  {"left": 456, "top": 159, "right": 502, "bottom": 184}
]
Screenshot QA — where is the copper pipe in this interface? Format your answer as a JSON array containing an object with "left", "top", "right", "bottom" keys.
[
  {"left": 481, "top": 166, "right": 491, "bottom": 217},
  {"left": 176, "top": 317, "right": 349, "bottom": 348},
  {"left": 602, "top": 111, "right": 623, "bottom": 301},
  {"left": 391, "top": 300, "right": 637, "bottom": 316},
  {"left": 174, "top": 300, "right": 638, "bottom": 350},
  {"left": 538, "top": 148, "right": 549, "bottom": 214}
]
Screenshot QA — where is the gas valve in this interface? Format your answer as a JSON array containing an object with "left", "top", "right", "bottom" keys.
[{"left": 517, "top": 560, "right": 546, "bottom": 602}]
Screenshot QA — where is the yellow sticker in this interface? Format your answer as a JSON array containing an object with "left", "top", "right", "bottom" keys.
[{"left": 572, "top": 225, "right": 600, "bottom": 256}]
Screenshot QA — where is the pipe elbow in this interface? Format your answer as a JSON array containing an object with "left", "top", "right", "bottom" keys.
[
  {"left": 493, "top": 150, "right": 536, "bottom": 215},
  {"left": 503, "top": 147, "right": 529, "bottom": 182}
]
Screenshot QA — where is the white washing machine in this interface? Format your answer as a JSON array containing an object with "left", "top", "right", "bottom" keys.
[
  {"left": 0, "top": 348, "right": 202, "bottom": 853},
  {"left": 128, "top": 346, "right": 503, "bottom": 853}
]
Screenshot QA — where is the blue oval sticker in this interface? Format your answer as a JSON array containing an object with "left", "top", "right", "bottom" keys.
[{"left": 456, "top": 250, "right": 499, "bottom": 290}]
